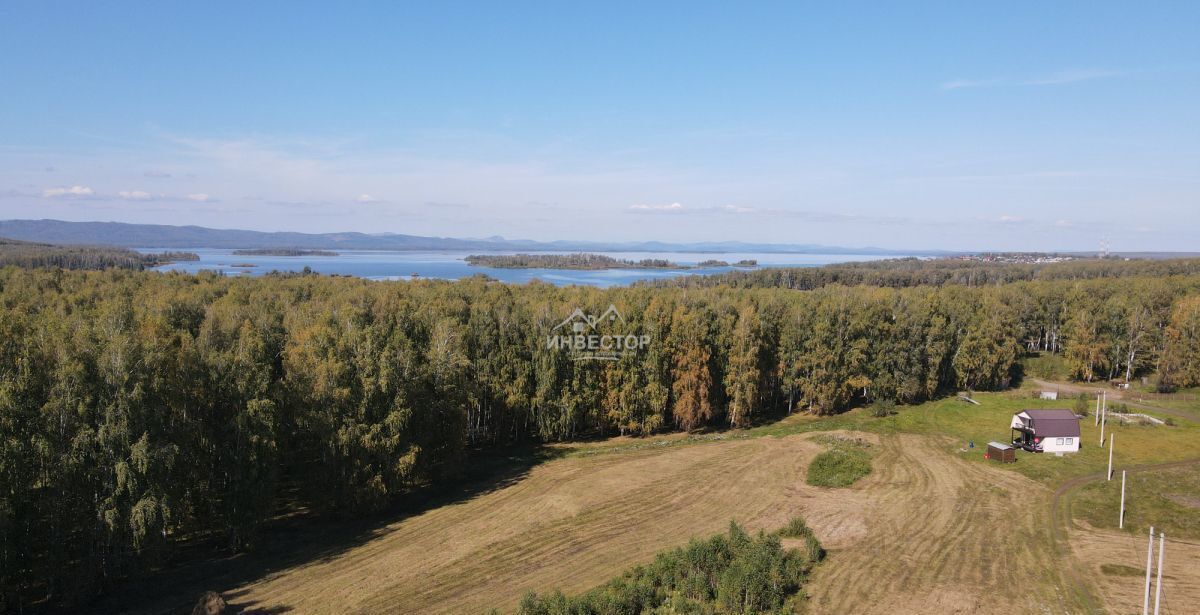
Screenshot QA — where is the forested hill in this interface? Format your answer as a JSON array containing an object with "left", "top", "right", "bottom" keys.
[
  {"left": 641, "top": 256, "right": 1200, "bottom": 289},
  {"left": 3, "top": 265, "right": 1200, "bottom": 609},
  {"left": 0, "top": 236, "right": 197, "bottom": 270}
]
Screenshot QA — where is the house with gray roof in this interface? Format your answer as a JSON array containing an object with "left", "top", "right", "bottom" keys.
[{"left": 1010, "top": 409, "right": 1081, "bottom": 455}]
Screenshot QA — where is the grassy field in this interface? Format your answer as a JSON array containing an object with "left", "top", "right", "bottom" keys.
[
  {"left": 130, "top": 385, "right": 1200, "bottom": 614},
  {"left": 1073, "top": 464, "right": 1200, "bottom": 539}
]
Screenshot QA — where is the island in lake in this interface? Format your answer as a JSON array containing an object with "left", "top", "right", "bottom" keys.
[
  {"left": 0, "top": 237, "right": 198, "bottom": 270},
  {"left": 231, "top": 248, "right": 339, "bottom": 257},
  {"left": 697, "top": 259, "right": 758, "bottom": 267},
  {"left": 465, "top": 253, "right": 759, "bottom": 270}
]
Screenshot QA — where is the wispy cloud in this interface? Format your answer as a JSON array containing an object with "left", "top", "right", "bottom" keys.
[
  {"left": 629, "top": 202, "right": 685, "bottom": 213},
  {"left": 354, "top": 193, "right": 377, "bottom": 203},
  {"left": 941, "top": 68, "right": 1121, "bottom": 90},
  {"left": 721, "top": 204, "right": 755, "bottom": 214},
  {"left": 43, "top": 185, "right": 94, "bottom": 198},
  {"left": 117, "top": 190, "right": 155, "bottom": 201},
  {"left": 187, "top": 193, "right": 211, "bottom": 202}
]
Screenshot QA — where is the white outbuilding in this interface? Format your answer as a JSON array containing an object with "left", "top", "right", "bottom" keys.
[{"left": 1011, "top": 409, "right": 1080, "bottom": 455}]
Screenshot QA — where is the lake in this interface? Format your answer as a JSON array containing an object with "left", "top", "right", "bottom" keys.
[{"left": 143, "top": 249, "right": 910, "bottom": 287}]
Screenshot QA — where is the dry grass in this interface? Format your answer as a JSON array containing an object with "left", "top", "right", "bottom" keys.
[{"left": 209, "top": 431, "right": 1082, "bottom": 614}]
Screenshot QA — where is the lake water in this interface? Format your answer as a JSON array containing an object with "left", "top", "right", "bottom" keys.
[{"left": 143, "top": 249, "right": 909, "bottom": 287}]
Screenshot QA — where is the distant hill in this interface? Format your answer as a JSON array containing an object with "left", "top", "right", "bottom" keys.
[{"left": 0, "top": 219, "right": 939, "bottom": 255}]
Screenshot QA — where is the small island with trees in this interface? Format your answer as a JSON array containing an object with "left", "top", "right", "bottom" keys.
[
  {"left": 0, "top": 237, "right": 198, "bottom": 270},
  {"left": 231, "top": 248, "right": 339, "bottom": 256},
  {"left": 465, "top": 253, "right": 759, "bottom": 270},
  {"left": 697, "top": 258, "right": 758, "bottom": 267}
]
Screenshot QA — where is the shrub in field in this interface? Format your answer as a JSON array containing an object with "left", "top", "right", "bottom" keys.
[
  {"left": 515, "top": 520, "right": 824, "bottom": 614},
  {"left": 871, "top": 399, "right": 896, "bottom": 417}
]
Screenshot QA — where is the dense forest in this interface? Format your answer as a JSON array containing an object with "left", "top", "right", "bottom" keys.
[
  {"left": 0, "top": 237, "right": 197, "bottom": 271},
  {"left": 2, "top": 259, "right": 1200, "bottom": 609},
  {"left": 466, "top": 253, "right": 681, "bottom": 269}
]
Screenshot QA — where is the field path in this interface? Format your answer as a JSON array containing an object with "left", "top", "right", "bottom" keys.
[{"left": 219, "top": 432, "right": 1080, "bottom": 614}]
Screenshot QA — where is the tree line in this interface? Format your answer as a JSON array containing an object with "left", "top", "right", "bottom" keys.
[
  {"left": 1, "top": 263, "right": 1199, "bottom": 608},
  {"left": 644, "top": 256, "right": 1200, "bottom": 290}
]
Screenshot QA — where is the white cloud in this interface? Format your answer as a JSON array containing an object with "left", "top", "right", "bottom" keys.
[
  {"left": 629, "top": 202, "right": 684, "bottom": 212},
  {"left": 722, "top": 205, "right": 755, "bottom": 214},
  {"left": 43, "top": 185, "right": 94, "bottom": 198},
  {"left": 995, "top": 215, "right": 1026, "bottom": 224},
  {"left": 355, "top": 193, "right": 377, "bottom": 203},
  {"left": 187, "top": 193, "right": 211, "bottom": 202},
  {"left": 118, "top": 190, "right": 154, "bottom": 201}
]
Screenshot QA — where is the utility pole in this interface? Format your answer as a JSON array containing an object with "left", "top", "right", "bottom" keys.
[
  {"left": 1143, "top": 526, "right": 1155, "bottom": 615},
  {"left": 1108, "top": 434, "right": 1114, "bottom": 480},
  {"left": 1119, "top": 470, "right": 1126, "bottom": 529},
  {"left": 1154, "top": 532, "right": 1165, "bottom": 615},
  {"left": 1100, "top": 398, "right": 1107, "bottom": 447}
]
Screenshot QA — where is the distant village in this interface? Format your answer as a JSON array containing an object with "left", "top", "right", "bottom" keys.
[{"left": 953, "top": 253, "right": 1087, "bottom": 264}]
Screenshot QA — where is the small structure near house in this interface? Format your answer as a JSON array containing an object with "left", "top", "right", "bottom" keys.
[
  {"left": 1039, "top": 391, "right": 1058, "bottom": 400},
  {"left": 985, "top": 441, "right": 1016, "bottom": 463},
  {"left": 1011, "top": 409, "right": 1081, "bottom": 455}
]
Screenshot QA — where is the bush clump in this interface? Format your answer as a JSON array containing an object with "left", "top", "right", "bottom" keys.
[{"left": 806, "top": 436, "right": 873, "bottom": 488}]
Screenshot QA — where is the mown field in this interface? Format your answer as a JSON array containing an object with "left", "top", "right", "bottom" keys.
[
  {"left": 170, "top": 430, "right": 1071, "bottom": 614},
  {"left": 118, "top": 383, "right": 1200, "bottom": 614}
]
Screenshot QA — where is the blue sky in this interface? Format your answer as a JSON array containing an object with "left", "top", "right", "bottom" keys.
[{"left": 1, "top": 2, "right": 1198, "bottom": 251}]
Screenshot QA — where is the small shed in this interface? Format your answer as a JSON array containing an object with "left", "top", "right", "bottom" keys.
[
  {"left": 1039, "top": 391, "right": 1058, "bottom": 400},
  {"left": 985, "top": 441, "right": 1016, "bottom": 463},
  {"left": 1011, "top": 409, "right": 1081, "bottom": 455}
]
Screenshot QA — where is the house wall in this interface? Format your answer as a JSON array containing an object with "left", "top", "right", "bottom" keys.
[{"left": 1039, "top": 436, "right": 1079, "bottom": 453}]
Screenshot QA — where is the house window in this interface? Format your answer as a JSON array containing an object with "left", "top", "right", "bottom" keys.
[
  {"left": 1065, "top": 438, "right": 1073, "bottom": 445},
  {"left": 1056, "top": 438, "right": 1064, "bottom": 445}
]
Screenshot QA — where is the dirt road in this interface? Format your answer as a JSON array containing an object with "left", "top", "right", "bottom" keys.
[{"left": 1029, "top": 378, "right": 1194, "bottom": 420}]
